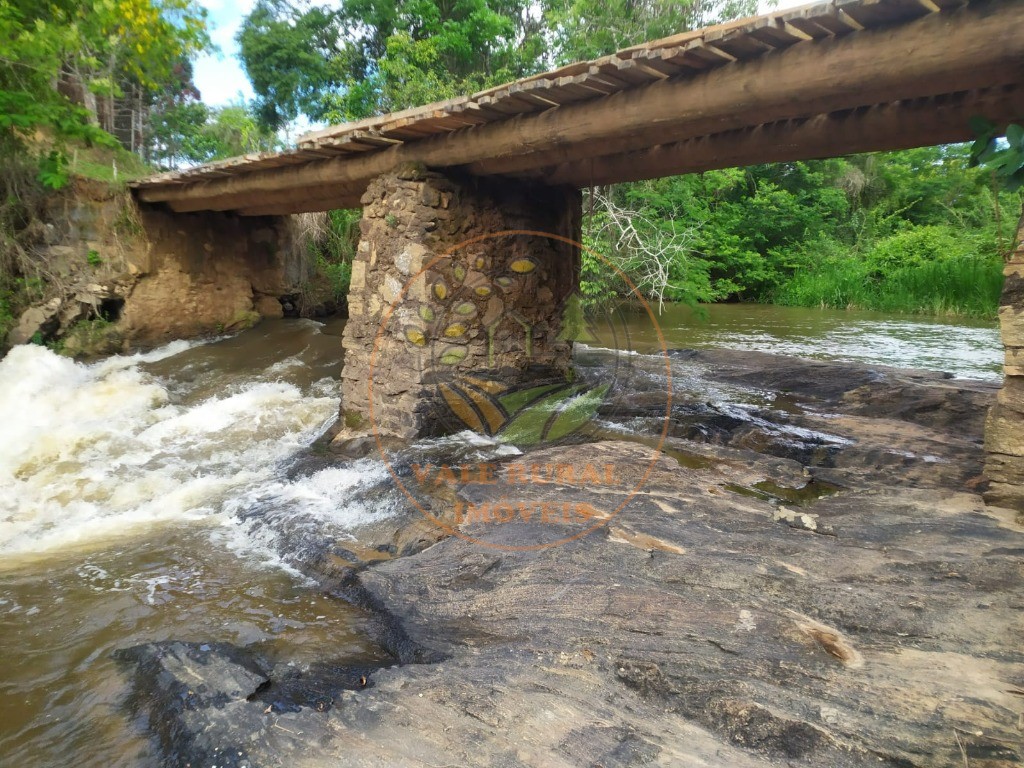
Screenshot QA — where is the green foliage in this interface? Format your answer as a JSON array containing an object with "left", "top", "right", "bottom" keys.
[
  {"left": 576, "top": 144, "right": 1016, "bottom": 318},
  {"left": 301, "top": 209, "right": 360, "bottom": 312},
  {"left": 546, "top": 0, "right": 757, "bottom": 63},
  {"left": 240, "top": 0, "right": 549, "bottom": 124},
  {"left": 68, "top": 142, "right": 154, "bottom": 183},
  {"left": 149, "top": 101, "right": 278, "bottom": 168},
  {"left": 113, "top": 200, "right": 144, "bottom": 237},
  {"left": 38, "top": 151, "right": 71, "bottom": 190},
  {"left": 52, "top": 315, "right": 123, "bottom": 357},
  {"left": 863, "top": 225, "right": 968, "bottom": 274},
  {"left": 87, "top": 250, "right": 103, "bottom": 267},
  {"left": 0, "top": 293, "right": 14, "bottom": 345},
  {"left": 237, "top": 0, "right": 348, "bottom": 128},
  {"left": 772, "top": 248, "right": 1004, "bottom": 318},
  {"left": 237, "top": 0, "right": 762, "bottom": 126},
  {"left": 0, "top": 0, "right": 210, "bottom": 179},
  {"left": 971, "top": 120, "right": 1024, "bottom": 192}
]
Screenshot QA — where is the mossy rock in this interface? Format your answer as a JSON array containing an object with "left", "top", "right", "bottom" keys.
[
  {"left": 59, "top": 319, "right": 124, "bottom": 358},
  {"left": 224, "top": 309, "right": 261, "bottom": 332}
]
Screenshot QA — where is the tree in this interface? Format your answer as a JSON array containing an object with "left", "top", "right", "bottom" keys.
[
  {"left": 47, "top": 0, "right": 209, "bottom": 131},
  {"left": 0, "top": 1, "right": 106, "bottom": 147},
  {"left": 238, "top": 0, "right": 547, "bottom": 126},
  {"left": 236, "top": 0, "right": 346, "bottom": 129},
  {"left": 545, "top": 0, "right": 758, "bottom": 63},
  {"left": 0, "top": 0, "right": 210, "bottom": 164},
  {"left": 148, "top": 101, "right": 278, "bottom": 168}
]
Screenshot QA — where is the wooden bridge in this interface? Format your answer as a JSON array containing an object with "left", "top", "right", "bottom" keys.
[
  {"left": 129, "top": 0, "right": 1024, "bottom": 511},
  {"left": 133, "top": 0, "right": 1024, "bottom": 216}
]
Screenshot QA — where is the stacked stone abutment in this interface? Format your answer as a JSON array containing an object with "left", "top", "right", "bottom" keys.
[
  {"left": 337, "top": 166, "right": 582, "bottom": 443},
  {"left": 985, "top": 211, "right": 1024, "bottom": 517}
]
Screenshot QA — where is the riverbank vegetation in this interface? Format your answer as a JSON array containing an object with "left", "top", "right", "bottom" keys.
[
  {"left": 582, "top": 147, "right": 1018, "bottom": 317},
  {"left": 1, "top": 0, "right": 1020, "bottom": 343}
]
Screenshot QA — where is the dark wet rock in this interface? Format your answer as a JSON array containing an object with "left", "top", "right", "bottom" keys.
[
  {"left": 113, "top": 641, "right": 401, "bottom": 768},
  {"left": 672, "top": 348, "right": 997, "bottom": 434},
  {"left": 113, "top": 642, "right": 271, "bottom": 768}
]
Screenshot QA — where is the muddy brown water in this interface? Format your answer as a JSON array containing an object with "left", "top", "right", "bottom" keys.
[
  {"left": 0, "top": 306, "right": 1002, "bottom": 765},
  {"left": 593, "top": 302, "right": 1002, "bottom": 381}
]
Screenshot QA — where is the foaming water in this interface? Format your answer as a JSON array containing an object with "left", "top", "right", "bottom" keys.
[
  {"left": 0, "top": 319, "right": 398, "bottom": 766},
  {"left": 0, "top": 347, "right": 334, "bottom": 562},
  {"left": 0, "top": 320, "right": 398, "bottom": 564}
]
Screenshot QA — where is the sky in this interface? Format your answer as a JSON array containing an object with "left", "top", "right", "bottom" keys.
[
  {"left": 192, "top": 0, "right": 807, "bottom": 108},
  {"left": 193, "top": 0, "right": 257, "bottom": 106}
]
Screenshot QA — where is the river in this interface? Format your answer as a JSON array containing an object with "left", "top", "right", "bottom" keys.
[
  {"left": 0, "top": 305, "right": 1003, "bottom": 766},
  {"left": 598, "top": 302, "right": 1003, "bottom": 381}
]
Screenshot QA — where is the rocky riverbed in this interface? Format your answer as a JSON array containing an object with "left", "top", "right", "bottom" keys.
[{"left": 114, "top": 348, "right": 1024, "bottom": 768}]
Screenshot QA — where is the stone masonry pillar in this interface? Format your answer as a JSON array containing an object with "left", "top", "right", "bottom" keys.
[
  {"left": 335, "top": 165, "right": 581, "bottom": 444},
  {"left": 985, "top": 210, "right": 1024, "bottom": 516}
]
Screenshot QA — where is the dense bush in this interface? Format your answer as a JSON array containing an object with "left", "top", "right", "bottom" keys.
[
  {"left": 300, "top": 209, "right": 360, "bottom": 313},
  {"left": 585, "top": 146, "right": 1019, "bottom": 318}
]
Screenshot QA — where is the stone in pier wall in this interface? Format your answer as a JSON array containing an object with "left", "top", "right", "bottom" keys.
[
  {"left": 122, "top": 206, "right": 310, "bottom": 345},
  {"left": 338, "top": 166, "right": 581, "bottom": 441},
  {"left": 985, "top": 213, "right": 1024, "bottom": 516}
]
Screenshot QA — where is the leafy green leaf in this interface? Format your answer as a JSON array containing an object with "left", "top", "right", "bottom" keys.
[{"left": 1006, "top": 123, "right": 1024, "bottom": 150}]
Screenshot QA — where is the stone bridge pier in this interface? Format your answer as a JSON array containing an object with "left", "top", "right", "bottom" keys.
[
  {"left": 334, "top": 166, "right": 581, "bottom": 446},
  {"left": 985, "top": 213, "right": 1024, "bottom": 515}
]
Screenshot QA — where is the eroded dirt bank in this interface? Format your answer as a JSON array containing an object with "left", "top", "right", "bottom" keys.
[{"left": 116, "top": 348, "right": 1024, "bottom": 768}]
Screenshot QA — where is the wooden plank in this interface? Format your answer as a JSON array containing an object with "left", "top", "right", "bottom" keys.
[
  {"left": 786, "top": 16, "right": 839, "bottom": 38},
  {"left": 804, "top": 13, "right": 857, "bottom": 34},
  {"left": 483, "top": 92, "right": 543, "bottom": 114},
  {"left": 681, "top": 39, "right": 738, "bottom": 65},
  {"left": 706, "top": 26, "right": 774, "bottom": 58},
  {"left": 748, "top": 20, "right": 815, "bottom": 47},
  {"left": 140, "top": 0, "right": 951, "bottom": 190},
  {"left": 525, "top": 83, "right": 595, "bottom": 105},
  {"left": 659, "top": 48, "right": 713, "bottom": 71},
  {"left": 629, "top": 49, "right": 688, "bottom": 76},
  {"left": 506, "top": 83, "right": 562, "bottom": 108},
  {"left": 550, "top": 77, "right": 605, "bottom": 100},
  {"left": 609, "top": 58, "right": 665, "bottom": 84},
  {"left": 590, "top": 62, "right": 645, "bottom": 87},
  {"left": 458, "top": 3, "right": 1023, "bottom": 177},
  {"left": 297, "top": 97, "right": 469, "bottom": 146},
  {"left": 836, "top": 0, "right": 934, "bottom": 26},
  {"left": 572, "top": 73, "right": 620, "bottom": 95},
  {"left": 237, "top": 189, "right": 365, "bottom": 216}
]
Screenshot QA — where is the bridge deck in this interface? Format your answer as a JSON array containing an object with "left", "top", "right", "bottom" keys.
[{"left": 132, "top": 0, "right": 1024, "bottom": 216}]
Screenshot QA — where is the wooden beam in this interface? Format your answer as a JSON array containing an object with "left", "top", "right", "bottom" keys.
[
  {"left": 136, "top": 1, "right": 1024, "bottom": 212},
  {"left": 235, "top": 193, "right": 364, "bottom": 216},
  {"left": 166, "top": 182, "right": 364, "bottom": 214},
  {"left": 535, "top": 86, "right": 1024, "bottom": 188}
]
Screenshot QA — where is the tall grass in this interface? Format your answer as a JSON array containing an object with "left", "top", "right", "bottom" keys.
[
  {"left": 67, "top": 142, "right": 153, "bottom": 184},
  {"left": 771, "top": 254, "right": 1005, "bottom": 318}
]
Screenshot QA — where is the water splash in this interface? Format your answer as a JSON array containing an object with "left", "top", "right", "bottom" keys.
[{"left": 0, "top": 330, "right": 393, "bottom": 565}]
